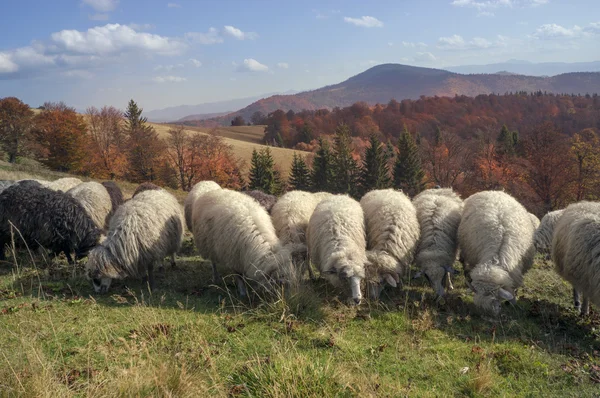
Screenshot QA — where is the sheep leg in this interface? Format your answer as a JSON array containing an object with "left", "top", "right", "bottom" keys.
[
  {"left": 64, "top": 251, "right": 74, "bottom": 265},
  {"left": 170, "top": 253, "right": 176, "bottom": 269},
  {"left": 573, "top": 288, "right": 582, "bottom": 312},
  {"left": 211, "top": 262, "right": 221, "bottom": 284},
  {"left": 147, "top": 263, "right": 155, "bottom": 292},
  {"left": 444, "top": 272, "right": 454, "bottom": 290},
  {"left": 235, "top": 275, "right": 247, "bottom": 298},
  {"left": 582, "top": 296, "right": 590, "bottom": 317}
]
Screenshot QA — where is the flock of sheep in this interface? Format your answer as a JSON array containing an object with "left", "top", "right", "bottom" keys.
[{"left": 0, "top": 176, "right": 597, "bottom": 317}]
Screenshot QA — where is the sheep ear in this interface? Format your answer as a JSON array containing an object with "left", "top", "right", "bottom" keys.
[
  {"left": 497, "top": 288, "right": 515, "bottom": 302},
  {"left": 384, "top": 274, "right": 397, "bottom": 288}
]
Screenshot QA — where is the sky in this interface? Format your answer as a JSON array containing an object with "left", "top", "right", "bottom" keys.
[{"left": 0, "top": 0, "right": 599, "bottom": 111}]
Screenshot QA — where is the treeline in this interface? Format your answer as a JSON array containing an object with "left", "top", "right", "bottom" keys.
[
  {"left": 0, "top": 97, "right": 244, "bottom": 190},
  {"left": 259, "top": 92, "right": 600, "bottom": 149}
]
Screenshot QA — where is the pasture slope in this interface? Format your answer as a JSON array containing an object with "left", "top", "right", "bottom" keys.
[
  {"left": 0, "top": 163, "right": 599, "bottom": 396},
  {"left": 149, "top": 123, "right": 307, "bottom": 177}
]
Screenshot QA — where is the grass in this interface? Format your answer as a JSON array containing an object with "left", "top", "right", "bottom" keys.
[
  {"left": 1, "top": 167, "right": 600, "bottom": 397},
  {"left": 149, "top": 123, "right": 309, "bottom": 177}
]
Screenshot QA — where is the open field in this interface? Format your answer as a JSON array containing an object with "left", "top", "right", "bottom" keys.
[
  {"left": 149, "top": 123, "right": 308, "bottom": 177},
  {"left": 0, "top": 166, "right": 599, "bottom": 397}
]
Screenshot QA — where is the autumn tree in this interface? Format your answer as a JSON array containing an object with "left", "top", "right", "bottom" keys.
[
  {"left": 251, "top": 111, "right": 267, "bottom": 125},
  {"left": 32, "top": 103, "right": 88, "bottom": 172},
  {"left": 231, "top": 115, "right": 245, "bottom": 126},
  {"left": 124, "top": 100, "right": 164, "bottom": 182},
  {"left": 248, "top": 147, "right": 283, "bottom": 195},
  {"left": 421, "top": 127, "right": 468, "bottom": 188},
  {"left": 393, "top": 128, "right": 424, "bottom": 196},
  {"left": 0, "top": 97, "right": 34, "bottom": 163},
  {"left": 85, "top": 106, "right": 126, "bottom": 179},
  {"left": 311, "top": 137, "right": 335, "bottom": 192},
  {"left": 331, "top": 124, "right": 360, "bottom": 197},
  {"left": 360, "top": 134, "right": 391, "bottom": 194},
  {"left": 523, "top": 122, "right": 575, "bottom": 212},
  {"left": 571, "top": 128, "right": 600, "bottom": 201},
  {"left": 165, "top": 125, "right": 195, "bottom": 190},
  {"left": 288, "top": 152, "right": 311, "bottom": 191},
  {"left": 192, "top": 132, "right": 244, "bottom": 189}
]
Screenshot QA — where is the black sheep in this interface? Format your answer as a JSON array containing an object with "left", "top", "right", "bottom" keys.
[
  {"left": 132, "top": 182, "right": 161, "bottom": 198},
  {"left": 242, "top": 190, "right": 278, "bottom": 213},
  {"left": 0, "top": 184, "right": 102, "bottom": 264},
  {"left": 101, "top": 181, "right": 124, "bottom": 214}
]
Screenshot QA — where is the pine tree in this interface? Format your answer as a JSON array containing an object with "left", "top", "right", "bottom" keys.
[
  {"left": 393, "top": 128, "right": 424, "bottom": 196},
  {"left": 360, "top": 135, "right": 391, "bottom": 195},
  {"left": 331, "top": 123, "right": 360, "bottom": 197},
  {"left": 124, "top": 99, "right": 163, "bottom": 182},
  {"left": 124, "top": 99, "right": 146, "bottom": 132},
  {"left": 288, "top": 152, "right": 311, "bottom": 191},
  {"left": 311, "top": 137, "right": 334, "bottom": 192},
  {"left": 248, "top": 147, "right": 283, "bottom": 194},
  {"left": 497, "top": 124, "right": 518, "bottom": 156}
]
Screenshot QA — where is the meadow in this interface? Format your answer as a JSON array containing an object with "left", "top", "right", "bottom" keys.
[{"left": 0, "top": 166, "right": 599, "bottom": 397}]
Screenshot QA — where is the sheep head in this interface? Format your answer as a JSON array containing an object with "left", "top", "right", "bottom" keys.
[
  {"left": 324, "top": 250, "right": 366, "bottom": 304},
  {"left": 365, "top": 251, "right": 400, "bottom": 300}
]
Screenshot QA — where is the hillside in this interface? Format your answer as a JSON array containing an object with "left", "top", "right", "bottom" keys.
[{"left": 193, "top": 64, "right": 600, "bottom": 125}]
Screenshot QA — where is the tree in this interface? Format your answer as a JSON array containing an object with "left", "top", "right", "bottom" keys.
[
  {"left": 192, "top": 131, "right": 244, "bottom": 189},
  {"left": 251, "top": 111, "right": 266, "bottom": 125},
  {"left": 393, "top": 128, "right": 424, "bottom": 196},
  {"left": 571, "top": 128, "right": 600, "bottom": 201},
  {"left": 32, "top": 105, "right": 88, "bottom": 172},
  {"left": 360, "top": 134, "right": 391, "bottom": 194},
  {"left": 421, "top": 128, "right": 469, "bottom": 188},
  {"left": 311, "top": 137, "right": 335, "bottom": 192},
  {"left": 288, "top": 152, "right": 311, "bottom": 191},
  {"left": 331, "top": 124, "right": 360, "bottom": 197},
  {"left": 164, "top": 125, "right": 197, "bottom": 190},
  {"left": 496, "top": 124, "right": 518, "bottom": 156},
  {"left": 85, "top": 106, "right": 126, "bottom": 179},
  {"left": 231, "top": 115, "right": 245, "bottom": 126},
  {"left": 0, "top": 97, "right": 34, "bottom": 163},
  {"left": 248, "top": 147, "right": 283, "bottom": 195},
  {"left": 124, "top": 100, "right": 164, "bottom": 182}
]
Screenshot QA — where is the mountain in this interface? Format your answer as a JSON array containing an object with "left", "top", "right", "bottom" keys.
[
  {"left": 446, "top": 60, "right": 600, "bottom": 76},
  {"left": 145, "top": 90, "right": 298, "bottom": 122},
  {"left": 198, "top": 64, "right": 600, "bottom": 125}
]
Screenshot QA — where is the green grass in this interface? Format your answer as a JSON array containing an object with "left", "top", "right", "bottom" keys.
[{"left": 0, "top": 244, "right": 599, "bottom": 397}]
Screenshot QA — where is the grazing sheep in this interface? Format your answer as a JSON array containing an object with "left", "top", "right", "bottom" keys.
[
  {"left": 271, "top": 190, "right": 333, "bottom": 278},
  {"left": 45, "top": 177, "right": 82, "bottom": 192},
  {"left": 528, "top": 213, "right": 540, "bottom": 229},
  {"left": 412, "top": 188, "right": 463, "bottom": 299},
  {"left": 552, "top": 202, "right": 600, "bottom": 316},
  {"left": 0, "top": 184, "right": 102, "bottom": 264},
  {"left": 192, "top": 189, "right": 293, "bottom": 297},
  {"left": 184, "top": 180, "right": 221, "bottom": 231},
  {"left": 67, "top": 182, "right": 112, "bottom": 230},
  {"left": 133, "top": 182, "right": 161, "bottom": 197},
  {"left": 308, "top": 195, "right": 367, "bottom": 304},
  {"left": 85, "top": 188, "right": 184, "bottom": 293},
  {"left": 360, "top": 189, "right": 420, "bottom": 299},
  {"left": 101, "top": 181, "right": 124, "bottom": 216},
  {"left": 243, "top": 190, "right": 278, "bottom": 213},
  {"left": 458, "top": 190, "right": 536, "bottom": 316},
  {"left": 534, "top": 209, "right": 564, "bottom": 256}
]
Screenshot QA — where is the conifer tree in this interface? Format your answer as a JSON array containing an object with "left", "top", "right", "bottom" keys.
[
  {"left": 497, "top": 124, "right": 518, "bottom": 156},
  {"left": 124, "top": 99, "right": 163, "bottom": 182},
  {"left": 248, "top": 147, "right": 283, "bottom": 194},
  {"left": 360, "top": 134, "right": 391, "bottom": 195},
  {"left": 288, "top": 152, "right": 311, "bottom": 191},
  {"left": 311, "top": 137, "right": 334, "bottom": 192},
  {"left": 393, "top": 128, "right": 424, "bottom": 196},
  {"left": 331, "top": 123, "right": 360, "bottom": 197}
]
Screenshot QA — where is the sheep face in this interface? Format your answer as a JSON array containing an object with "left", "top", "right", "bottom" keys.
[
  {"left": 366, "top": 273, "right": 398, "bottom": 300},
  {"left": 324, "top": 251, "right": 366, "bottom": 304},
  {"left": 365, "top": 252, "right": 400, "bottom": 300},
  {"left": 473, "top": 286, "right": 515, "bottom": 316},
  {"left": 92, "top": 277, "right": 112, "bottom": 293},
  {"left": 85, "top": 246, "right": 120, "bottom": 294}
]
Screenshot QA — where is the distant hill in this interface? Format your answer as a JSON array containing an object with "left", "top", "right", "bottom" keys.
[
  {"left": 145, "top": 90, "right": 298, "bottom": 122},
  {"left": 193, "top": 64, "right": 600, "bottom": 125},
  {"left": 176, "top": 111, "right": 231, "bottom": 122},
  {"left": 446, "top": 60, "right": 600, "bottom": 76}
]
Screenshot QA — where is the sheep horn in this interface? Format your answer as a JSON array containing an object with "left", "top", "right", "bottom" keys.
[
  {"left": 384, "top": 274, "right": 397, "bottom": 288},
  {"left": 350, "top": 276, "right": 362, "bottom": 305},
  {"left": 497, "top": 288, "right": 515, "bottom": 303}
]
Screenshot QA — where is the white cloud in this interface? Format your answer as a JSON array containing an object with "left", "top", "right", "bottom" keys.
[
  {"left": 343, "top": 16, "right": 383, "bottom": 28},
  {"left": 532, "top": 23, "right": 582, "bottom": 39},
  {"left": 277, "top": 62, "right": 289, "bottom": 69},
  {"left": 189, "top": 58, "right": 202, "bottom": 67},
  {"left": 402, "top": 41, "right": 428, "bottom": 48},
  {"left": 154, "top": 64, "right": 184, "bottom": 71},
  {"left": 51, "top": 23, "right": 186, "bottom": 55},
  {"left": 153, "top": 75, "right": 187, "bottom": 83},
  {"left": 185, "top": 28, "right": 223, "bottom": 45},
  {"left": 167, "top": 2, "right": 181, "bottom": 7},
  {"left": 237, "top": 58, "right": 268, "bottom": 72},
  {"left": 414, "top": 52, "right": 437, "bottom": 62},
  {"left": 0, "top": 52, "right": 19, "bottom": 73},
  {"left": 438, "top": 34, "right": 467, "bottom": 49},
  {"left": 586, "top": 22, "right": 600, "bottom": 34},
  {"left": 82, "top": 0, "right": 118, "bottom": 12},
  {"left": 223, "top": 25, "right": 258, "bottom": 40},
  {"left": 437, "top": 34, "right": 504, "bottom": 49},
  {"left": 89, "top": 13, "right": 109, "bottom": 21}
]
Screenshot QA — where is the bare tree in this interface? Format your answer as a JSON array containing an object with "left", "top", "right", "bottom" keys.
[{"left": 86, "top": 106, "right": 126, "bottom": 179}]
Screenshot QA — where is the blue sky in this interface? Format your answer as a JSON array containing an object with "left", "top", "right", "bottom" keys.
[{"left": 0, "top": 0, "right": 599, "bottom": 111}]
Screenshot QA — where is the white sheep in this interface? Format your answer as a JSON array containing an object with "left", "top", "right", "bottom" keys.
[
  {"left": 360, "top": 189, "right": 419, "bottom": 299},
  {"left": 412, "top": 188, "right": 463, "bottom": 298},
  {"left": 528, "top": 212, "right": 540, "bottom": 229},
  {"left": 458, "top": 190, "right": 536, "bottom": 316},
  {"left": 85, "top": 188, "right": 184, "bottom": 293},
  {"left": 67, "top": 181, "right": 113, "bottom": 229},
  {"left": 271, "top": 190, "right": 333, "bottom": 279},
  {"left": 552, "top": 201, "right": 600, "bottom": 316},
  {"left": 534, "top": 209, "right": 564, "bottom": 256},
  {"left": 45, "top": 177, "right": 82, "bottom": 192},
  {"left": 307, "top": 194, "right": 367, "bottom": 304},
  {"left": 183, "top": 180, "right": 221, "bottom": 231},
  {"left": 192, "top": 189, "right": 294, "bottom": 297}
]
